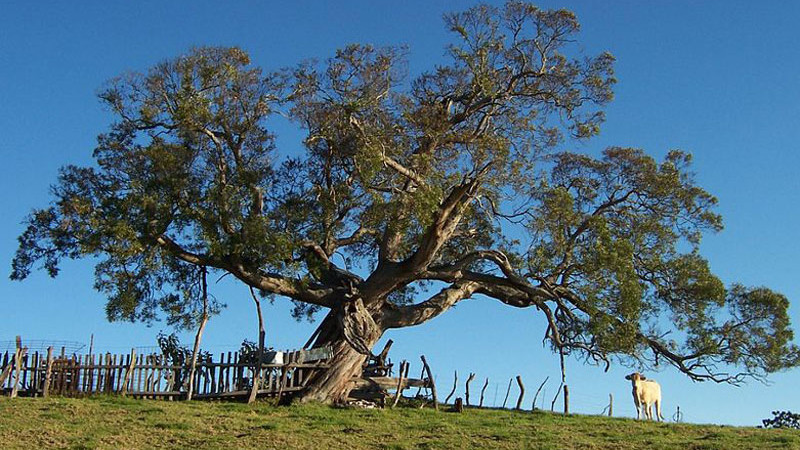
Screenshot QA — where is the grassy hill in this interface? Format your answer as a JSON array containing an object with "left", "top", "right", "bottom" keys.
[{"left": 1, "top": 396, "right": 798, "bottom": 449}]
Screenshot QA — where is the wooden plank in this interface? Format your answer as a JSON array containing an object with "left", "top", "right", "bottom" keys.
[
  {"left": 122, "top": 349, "right": 136, "bottom": 396},
  {"left": 136, "top": 354, "right": 143, "bottom": 393},
  {"left": 392, "top": 361, "right": 409, "bottom": 408},
  {"left": 42, "top": 347, "right": 54, "bottom": 398},
  {"left": 74, "top": 355, "right": 82, "bottom": 396},
  {"left": 0, "top": 352, "right": 8, "bottom": 389},
  {"left": 350, "top": 376, "right": 428, "bottom": 391},
  {"left": 10, "top": 337, "right": 27, "bottom": 399},
  {"left": 0, "top": 357, "right": 15, "bottom": 389},
  {"left": 11, "top": 336, "right": 24, "bottom": 397},
  {"left": 70, "top": 355, "right": 79, "bottom": 395},
  {"left": 28, "top": 352, "right": 37, "bottom": 397},
  {"left": 209, "top": 357, "right": 217, "bottom": 394},
  {"left": 276, "top": 364, "right": 288, "bottom": 402},
  {"left": 155, "top": 355, "right": 163, "bottom": 394},
  {"left": 113, "top": 354, "right": 121, "bottom": 392},
  {"left": 87, "top": 354, "right": 95, "bottom": 395}
]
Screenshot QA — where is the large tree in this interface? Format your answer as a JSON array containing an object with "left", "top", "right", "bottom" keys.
[{"left": 12, "top": 2, "right": 799, "bottom": 403}]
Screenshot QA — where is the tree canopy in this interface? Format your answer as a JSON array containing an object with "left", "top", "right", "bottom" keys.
[{"left": 11, "top": 2, "right": 799, "bottom": 400}]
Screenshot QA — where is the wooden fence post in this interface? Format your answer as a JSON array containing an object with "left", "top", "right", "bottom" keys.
[
  {"left": 444, "top": 370, "right": 458, "bottom": 405},
  {"left": 531, "top": 376, "right": 548, "bottom": 411},
  {"left": 10, "top": 336, "right": 27, "bottom": 399},
  {"left": 502, "top": 378, "right": 512, "bottom": 409},
  {"left": 392, "top": 360, "right": 409, "bottom": 408},
  {"left": 479, "top": 377, "right": 489, "bottom": 408},
  {"left": 465, "top": 373, "right": 476, "bottom": 406},
  {"left": 420, "top": 355, "right": 438, "bottom": 411},
  {"left": 122, "top": 349, "right": 136, "bottom": 397},
  {"left": 550, "top": 384, "right": 562, "bottom": 412},
  {"left": 563, "top": 384, "right": 569, "bottom": 414},
  {"left": 608, "top": 393, "right": 613, "bottom": 417},
  {"left": 515, "top": 376, "right": 525, "bottom": 410},
  {"left": 0, "top": 355, "right": 14, "bottom": 389},
  {"left": 42, "top": 347, "right": 54, "bottom": 398}
]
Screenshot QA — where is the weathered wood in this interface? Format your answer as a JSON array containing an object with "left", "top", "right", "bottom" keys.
[
  {"left": 89, "top": 354, "right": 96, "bottom": 395},
  {"left": 0, "top": 355, "right": 13, "bottom": 388},
  {"left": 377, "top": 340, "right": 393, "bottom": 362},
  {"left": 532, "top": 376, "right": 548, "bottom": 411},
  {"left": 350, "top": 376, "right": 428, "bottom": 391},
  {"left": 42, "top": 347, "right": 54, "bottom": 398},
  {"left": 563, "top": 384, "right": 569, "bottom": 415},
  {"left": 0, "top": 345, "right": 328, "bottom": 399},
  {"left": 122, "top": 349, "right": 136, "bottom": 396},
  {"left": 112, "top": 354, "right": 118, "bottom": 392},
  {"left": 465, "top": 372, "right": 476, "bottom": 406},
  {"left": 609, "top": 393, "right": 613, "bottom": 417},
  {"left": 444, "top": 370, "right": 458, "bottom": 404},
  {"left": 454, "top": 397, "right": 463, "bottom": 413},
  {"left": 276, "top": 364, "right": 289, "bottom": 403},
  {"left": 502, "top": 378, "right": 512, "bottom": 409},
  {"left": 0, "top": 352, "right": 9, "bottom": 388},
  {"left": 550, "top": 383, "right": 563, "bottom": 412},
  {"left": 10, "top": 337, "right": 27, "bottom": 399},
  {"left": 25, "top": 352, "right": 35, "bottom": 397},
  {"left": 392, "top": 361, "right": 409, "bottom": 408},
  {"left": 515, "top": 375, "right": 525, "bottom": 410},
  {"left": 479, "top": 377, "right": 489, "bottom": 408},
  {"left": 420, "top": 355, "right": 438, "bottom": 411}
]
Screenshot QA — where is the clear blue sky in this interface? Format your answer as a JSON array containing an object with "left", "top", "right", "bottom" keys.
[{"left": 2, "top": 1, "right": 799, "bottom": 426}]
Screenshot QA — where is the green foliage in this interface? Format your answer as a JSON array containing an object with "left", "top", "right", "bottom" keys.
[{"left": 156, "top": 331, "right": 211, "bottom": 388}]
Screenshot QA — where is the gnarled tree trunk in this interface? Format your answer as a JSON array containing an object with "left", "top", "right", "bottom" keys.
[{"left": 296, "top": 300, "right": 384, "bottom": 404}]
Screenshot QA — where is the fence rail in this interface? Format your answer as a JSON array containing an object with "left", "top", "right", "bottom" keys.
[{"left": 0, "top": 347, "right": 330, "bottom": 400}]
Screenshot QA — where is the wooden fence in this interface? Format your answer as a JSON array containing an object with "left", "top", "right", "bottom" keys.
[{"left": 0, "top": 347, "right": 331, "bottom": 400}]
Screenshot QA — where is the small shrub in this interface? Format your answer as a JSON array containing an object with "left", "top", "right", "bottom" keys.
[{"left": 761, "top": 410, "right": 800, "bottom": 429}]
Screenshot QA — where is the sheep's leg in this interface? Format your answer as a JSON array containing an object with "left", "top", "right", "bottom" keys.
[{"left": 655, "top": 399, "right": 663, "bottom": 421}]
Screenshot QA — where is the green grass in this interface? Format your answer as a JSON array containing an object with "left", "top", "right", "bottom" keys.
[{"left": 1, "top": 397, "right": 798, "bottom": 449}]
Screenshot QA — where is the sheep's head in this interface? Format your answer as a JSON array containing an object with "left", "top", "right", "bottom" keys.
[{"left": 625, "top": 372, "right": 646, "bottom": 382}]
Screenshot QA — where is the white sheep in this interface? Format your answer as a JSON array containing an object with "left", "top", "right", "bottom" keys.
[{"left": 625, "top": 372, "right": 664, "bottom": 421}]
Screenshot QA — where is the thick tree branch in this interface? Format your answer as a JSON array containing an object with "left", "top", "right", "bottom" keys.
[
  {"left": 381, "top": 281, "right": 480, "bottom": 328},
  {"left": 156, "top": 234, "right": 334, "bottom": 307}
]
